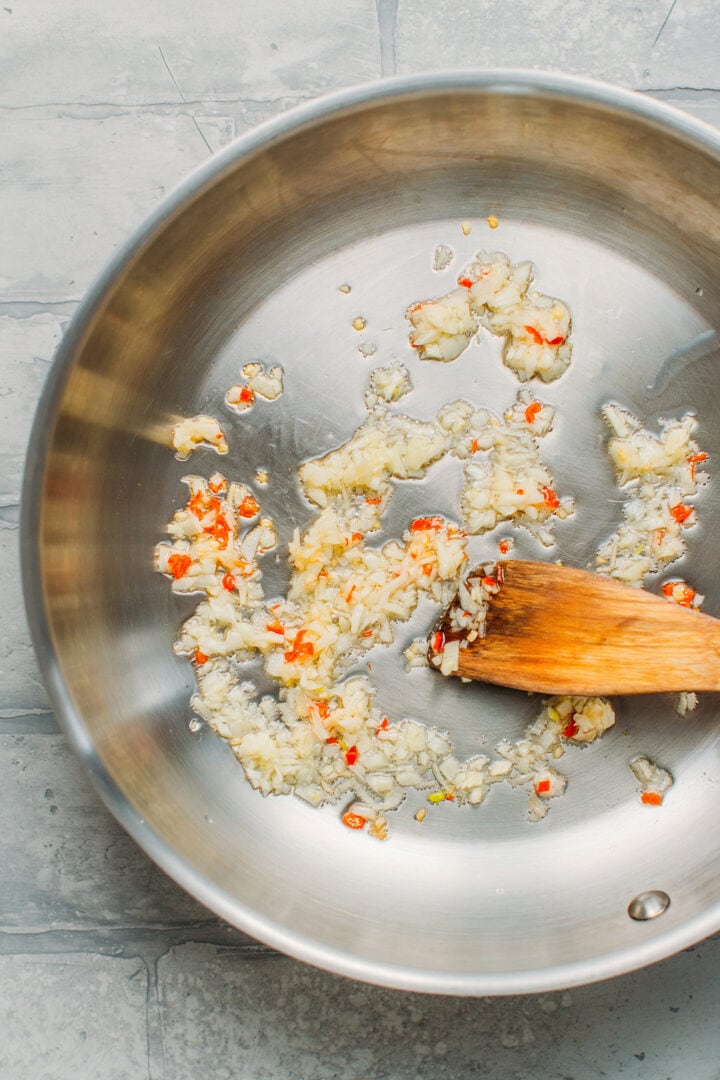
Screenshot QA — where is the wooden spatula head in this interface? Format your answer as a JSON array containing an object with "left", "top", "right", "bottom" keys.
[{"left": 433, "top": 561, "right": 720, "bottom": 695}]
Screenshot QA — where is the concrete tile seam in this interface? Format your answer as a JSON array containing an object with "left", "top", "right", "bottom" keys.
[
  {"left": 0, "top": 93, "right": 321, "bottom": 112},
  {"left": 0, "top": 925, "right": 277, "bottom": 959}
]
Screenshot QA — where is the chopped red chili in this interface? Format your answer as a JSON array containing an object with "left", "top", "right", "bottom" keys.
[
  {"left": 669, "top": 503, "right": 692, "bottom": 524},
  {"left": 524, "top": 401, "right": 542, "bottom": 424},
  {"left": 345, "top": 745, "right": 359, "bottom": 766},
  {"left": 542, "top": 486, "right": 560, "bottom": 510},
  {"left": 409, "top": 516, "right": 444, "bottom": 532},
  {"left": 524, "top": 325, "right": 544, "bottom": 345},
  {"left": 238, "top": 495, "right": 260, "bottom": 518},
  {"left": 167, "top": 553, "right": 192, "bottom": 579},
  {"left": 206, "top": 513, "right": 231, "bottom": 548},
  {"left": 187, "top": 491, "right": 221, "bottom": 519},
  {"left": 221, "top": 572, "right": 236, "bottom": 592},
  {"left": 284, "top": 629, "right": 315, "bottom": 663},
  {"left": 661, "top": 581, "right": 696, "bottom": 607}
]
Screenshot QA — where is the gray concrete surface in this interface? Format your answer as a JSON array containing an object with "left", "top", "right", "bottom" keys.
[{"left": 2, "top": 2, "right": 719, "bottom": 1077}]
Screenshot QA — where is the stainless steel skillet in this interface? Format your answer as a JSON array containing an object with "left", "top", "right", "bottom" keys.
[{"left": 22, "top": 72, "right": 720, "bottom": 994}]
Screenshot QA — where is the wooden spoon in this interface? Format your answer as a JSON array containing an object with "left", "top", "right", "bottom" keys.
[{"left": 432, "top": 561, "right": 717, "bottom": 696}]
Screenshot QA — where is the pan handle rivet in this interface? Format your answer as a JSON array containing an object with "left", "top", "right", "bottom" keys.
[{"left": 628, "top": 890, "right": 671, "bottom": 921}]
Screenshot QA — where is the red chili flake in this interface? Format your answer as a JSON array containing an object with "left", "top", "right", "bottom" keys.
[
  {"left": 362, "top": 628, "right": 374, "bottom": 637},
  {"left": 470, "top": 438, "right": 480, "bottom": 453},
  {"left": 284, "top": 629, "right": 315, "bottom": 663},
  {"left": 524, "top": 401, "right": 542, "bottom": 424},
  {"left": 444, "top": 793, "right": 455, "bottom": 802},
  {"left": 345, "top": 745, "right": 359, "bottom": 766},
  {"left": 238, "top": 386, "right": 254, "bottom": 405},
  {"left": 516, "top": 489, "right": 525, "bottom": 496},
  {"left": 641, "top": 791, "right": 663, "bottom": 806},
  {"left": 669, "top": 503, "right": 693, "bottom": 524},
  {"left": 422, "top": 563, "right": 434, "bottom": 575},
  {"left": 688, "top": 451, "right": 707, "bottom": 480},
  {"left": 187, "top": 491, "right": 221, "bottom": 519},
  {"left": 318, "top": 570, "right": 328, "bottom": 579},
  {"left": 431, "top": 630, "right": 445, "bottom": 654},
  {"left": 167, "top": 553, "right": 192, "bottom": 579},
  {"left": 316, "top": 700, "right": 330, "bottom": 719},
  {"left": 266, "top": 621, "right": 285, "bottom": 635},
  {"left": 547, "top": 335, "right": 566, "bottom": 346},
  {"left": 207, "top": 514, "right": 231, "bottom": 548},
  {"left": 498, "top": 540, "right": 510, "bottom": 554},
  {"left": 208, "top": 476, "right": 226, "bottom": 494},
  {"left": 458, "top": 276, "right": 474, "bottom": 289},
  {"left": 661, "top": 581, "right": 696, "bottom": 607},
  {"left": 342, "top": 811, "right": 366, "bottom": 829},
  {"left": 536, "top": 779, "right": 551, "bottom": 795},
  {"left": 482, "top": 576, "right": 496, "bottom": 589},
  {"left": 410, "top": 516, "right": 444, "bottom": 532},
  {"left": 194, "top": 649, "right": 208, "bottom": 665},
  {"left": 496, "top": 563, "right": 504, "bottom": 584},
  {"left": 562, "top": 719, "right": 579, "bottom": 739},
  {"left": 524, "top": 325, "right": 545, "bottom": 345},
  {"left": 238, "top": 495, "right": 260, "bottom": 518},
  {"left": 221, "top": 572, "right": 236, "bottom": 592},
  {"left": 326, "top": 736, "right": 338, "bottom": 745},
  {"left": 542, "top": 486, "right": 560, "bottom": 510},
  {"left": 345, "top": 585, "right": 356, "bottom": 604},
  {"left": 284, "top": 643, "right": 314, "bottom": 662},
  {"left": 375, "top": 718, "right": 389, "bottom": 735},
  {"left": 365, "top": 497, "right": 382, "bottom": 506}
]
